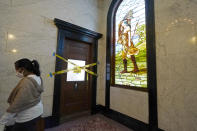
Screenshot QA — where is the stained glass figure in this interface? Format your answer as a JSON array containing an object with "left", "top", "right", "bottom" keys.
[{"left": 114, "top": 0, "right": 147, "bottom": 88}]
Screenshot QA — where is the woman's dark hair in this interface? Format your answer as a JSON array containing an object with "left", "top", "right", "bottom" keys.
[{"left": 15, "top": 58, "right": 41, "bottom": 76}]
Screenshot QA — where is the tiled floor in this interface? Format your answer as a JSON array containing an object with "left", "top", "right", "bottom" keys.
[{"left": 45, "top": 114, "right": 133, "bottom": 131}]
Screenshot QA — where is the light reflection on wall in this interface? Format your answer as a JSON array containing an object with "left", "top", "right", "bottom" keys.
[
  {"left": 8, "top": 33, "right": 15, "bottom": 40},
  {"left": 190, "top": 36, "right": 197, "bottom": 45},
  {"left": 6, "top": 33, "right": 18, "bottom": 53},
  {"left": 165, "top": 18, "right": 196, "bottom": 45},
  {"left": 11, "top": 49, "right": 17, "bottom": 53},
  {"left": 166, "top": 18, "right": 195, "bottom": 32}
]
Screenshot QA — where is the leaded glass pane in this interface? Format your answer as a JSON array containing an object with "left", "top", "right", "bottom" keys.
[{"left": 115, "top": 0, "right": 147, "bottom": 88}]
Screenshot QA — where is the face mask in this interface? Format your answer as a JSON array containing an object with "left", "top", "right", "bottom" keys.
[{"left": 16, "top": 71, "right": 24, "bottom": 78}]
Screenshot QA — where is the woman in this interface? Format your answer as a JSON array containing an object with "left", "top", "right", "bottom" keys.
[{"left": 0, "top": 58, "right": 44, "bottom": 131}]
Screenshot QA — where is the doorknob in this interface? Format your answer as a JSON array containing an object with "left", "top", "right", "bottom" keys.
[{"left": 74, "top": 82, "right": 78, "bottom": 89}]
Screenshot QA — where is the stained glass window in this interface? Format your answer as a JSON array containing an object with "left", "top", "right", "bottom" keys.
[{"left": 114, "top": 0, "right": 147, "bottom": 88}]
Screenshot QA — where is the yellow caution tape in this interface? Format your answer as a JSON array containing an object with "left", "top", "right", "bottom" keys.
[
  {"left": 48, "top": 53, "right": 97, "bottom": 77},
  {"left": 73, "top": 67, "right": 81, "bottom": 73}
]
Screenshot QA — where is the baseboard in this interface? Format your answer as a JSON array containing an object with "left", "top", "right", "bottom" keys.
[
  {"left": 95, "top": 104, "right": 106, "bottom": 113},
  {"left": 44, "top": 115, "right": 59, "bottom": 129},
  {"left": 158, "top": 128, "right": 164, "bottom": 131},
  {"left": 44, "top": 105, "right": 164, "bottom": 131},
  {"left": 96, "top": 105, "right": 164, "bottom": 131}
]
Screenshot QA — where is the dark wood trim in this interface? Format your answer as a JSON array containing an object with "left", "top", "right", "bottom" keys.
[
  {"left": 52, "top": 18, "right": 102, "bottom": 126},
  {"left": 54, "top": 18, "right": 102, "bottom": 39},
  {"left": 51, "top": 28, "right": 64, "bottom": 126},
  {"left": 95, "top": 104, "right": 107, "bottom": 114},
  {"left": 91, "top": 40, "right": 98, "bottom": 114},
  {"left": 95, "top": 105, "right": 164, "bottom": 131},
  {"left": 44, "top": 116, "right": 58, "bottom": 129},
  {"left": 111, "top": 84, "right": 148, "bottom": 92},
  {"left": 106, "top": 0, "right": 123, "bottom": 110},
  {"left": 104, "top": 109, "right": 149, "bottom": 131},
  {"left": 145, "top": 0, "right": 158, "bottom": 130},
  {"left": 106, "top": 0, "right": 158, "bottom": 131},
  {"left": 110, "top": 1, "right": 123, "bottom": 86}
]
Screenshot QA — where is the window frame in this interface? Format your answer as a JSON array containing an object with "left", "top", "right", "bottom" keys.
[
  {"left": 110, "top": 0, "right": 148, "bottom": 92},
  {"left": 106, "top": 0, "right": 158, "bottom": 129}
]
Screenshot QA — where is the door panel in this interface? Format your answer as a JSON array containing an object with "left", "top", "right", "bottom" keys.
[
  {"left": 53, "top": 19, "right": 102, "bottom": 125},
  {"left": 60, "top": 38, "right": 92, "bottom": 117}
]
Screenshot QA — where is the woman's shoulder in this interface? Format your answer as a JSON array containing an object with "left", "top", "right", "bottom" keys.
[
  {"left": 19, "top": 76, "right": 38, "bottom": 85},
  {"left": 19, "top": 77, "right": 35, "bottom": 85},
  {"left": 27, "top": 75, "right": 41, "bottom": 86}
]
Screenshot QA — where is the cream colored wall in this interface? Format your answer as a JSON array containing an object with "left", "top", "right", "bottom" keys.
[
  {"left": 155, "top": 0, "right": 197, "bottom": 130},
  {"left": 110, "top": 87, "right": 149, "bottom": 123},
  {"left": 96, "top": 0, "right": 112, "bottom": 106},
  {"left": 0, "top": 0, "right": 103, "bottom": 117}
]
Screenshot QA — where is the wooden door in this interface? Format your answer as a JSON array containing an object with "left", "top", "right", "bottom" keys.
[
  {"left": 53, "top": 19, "right": 102, "bottom": 126},
  {"left": 60, "top": 38, "right": 92, "bottom": 120}
]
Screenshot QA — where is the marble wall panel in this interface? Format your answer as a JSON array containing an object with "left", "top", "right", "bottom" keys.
[{"left": 155, "top": 0, "right": 197, "bottom": 130}]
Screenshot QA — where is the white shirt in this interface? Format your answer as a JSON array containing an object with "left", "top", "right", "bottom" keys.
[
  {"left": 16, "top": 75, "right": 43, "bottom": 123},
  {"left": 0, "top": 75, "right": 43, "bottom": 125}
]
